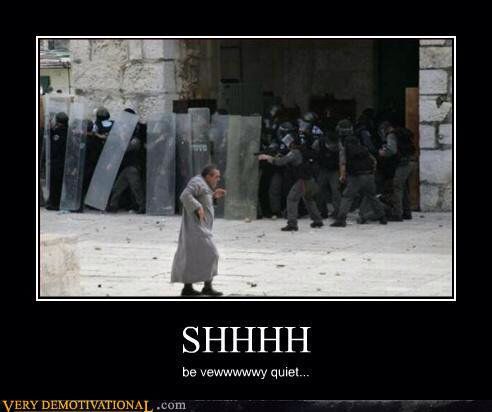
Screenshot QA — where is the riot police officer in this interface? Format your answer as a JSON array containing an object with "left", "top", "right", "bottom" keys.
[
  {"left": 313, "top": 129, "right": 342, "bottom": 219},
  {"left": 331, "top": 120, "right": 387, "bottom": 227},
  {"left": 107, "top": 108, "right": 146, "bottom": 214},
  {"left": 378, "top": 121, "right": 417, "bottom": 221},
  {"left": 82, "top": 107, "right": 113, "bottom": 202},
  {"left": 265, "top": 120, "right": 293, "bottom": 218},
  {"left": 258, "top": 132, "right": 323, "bottom": 231},
  {"left": 45, "top": 112, "right": 69, "bottom": 210}
]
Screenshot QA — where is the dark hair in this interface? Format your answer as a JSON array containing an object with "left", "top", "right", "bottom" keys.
[{"left": 201, "top": 164, "right": 218, "bottom": 178}]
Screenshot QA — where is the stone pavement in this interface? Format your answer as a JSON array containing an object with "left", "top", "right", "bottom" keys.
[{"left": 39, "top": 209, "right": 453, "bottom": 298}]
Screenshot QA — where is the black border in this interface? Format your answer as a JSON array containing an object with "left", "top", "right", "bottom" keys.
[{"left": 36, "top": 36, "right": 455, "bottom": 301}]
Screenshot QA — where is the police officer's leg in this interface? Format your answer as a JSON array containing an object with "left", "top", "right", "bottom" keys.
[
  {"left": 390, "top": 163, "right": 412, "bottom": 219},
  {"left": 316, "top": 168, "right": 330, "bottom": 218},
  {"left": 269, "top": 170, "right": 283, "bottom": 216},
  {"left": 126, "top": 166, "right": 145, "bottom": 211},
  {"left": 284, "top": 180, "right": 303, "bottom": 229},
  {"left": 327, "top": 170, "right": 341, "bottom": 217},
  {"left": 402, "top": 161, "right": 417, "bottom": 219},
  {"left": 358, "top": 196, "right": 374, "bottom": 222},
  {"left": 108, "top": 168, "right": 130, "bottom": 211},
  {"left": 332, "top": 176, "right": 359, "bottom": 226},
  {"left": 47, "top": 164, "right": 64, "bottom": 210},
  {"left": 302, "top": 179, "right": 323, "bottom": 226},
  {"left": 360, "top": 174, "right": 386, "bottom": 224}
]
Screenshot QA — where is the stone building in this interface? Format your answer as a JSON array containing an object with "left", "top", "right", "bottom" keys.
[{"left": 52, "top": 38, "right": 453, "bottom": 212}]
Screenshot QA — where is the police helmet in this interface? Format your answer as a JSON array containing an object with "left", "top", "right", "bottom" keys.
[
  {"left": 96, "top": 107, "right": 110, "bottom": 121},
  {"left": 55, "top": 112, "right": 69, "bottom": 125},
  {"left": 336, "top": 119, "right": 354, "bottom": 137},
  {"left": 303, "top": 112, "right": 319, "bottom": 124},
  {"left": 278, "top": 121, "right": 295, "bottom": 136},
  {"left": 298, "top": 119, "right": 313, "bottom": 134}
]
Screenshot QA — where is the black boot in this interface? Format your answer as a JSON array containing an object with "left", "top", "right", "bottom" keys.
[
  {"left": 201, "top": 281, "right": 223, "bottom": 296},
  {"left": 181, "top": 284, "right": 201, "bottom": 296},
  {"left": 379, "top": 215, "right": 388, "bottom": 225},
  {"left": 310, "top": 221, "right": 324, "bottom": 228},
  {"left": 357, "top": 216, "right": 368, "bottom": 224},
  {"left": 387, "top": 215, "right": 403, "bottom": 222},
  {"left": 402, "top": 211, "right": 412, "bottom": 220},
  {"left": 330, "top": 219, "right": 346, "bottom": 227},
  {"left": 281, "top": 224, "right": 298, "bottom": 231}
]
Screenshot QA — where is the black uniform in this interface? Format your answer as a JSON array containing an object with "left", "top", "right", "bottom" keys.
[
  {"left": 314, "top": 132, "right": 342, "bottom": 218},
  {"left": 82, "top": 119, "right": 113, "bottom": 202},
  {"left": 333, "top": 136, "right": 386, "bottom": 226},
  {"left": 272, "top": 141, "right": 323, "bottom": 230},
  {"left": 108, "top": 122, "right": 146, "bottom": 213},
  {"left": 45, "top": 119, "right": 68, "bottom": 210}
]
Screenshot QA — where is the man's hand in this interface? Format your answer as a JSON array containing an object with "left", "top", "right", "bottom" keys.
[
  {"left": 339, "top": 173, "right": 347, "bottom": 184},
  {"left": 196, "top": 207, "right": 205, "bottom": 223},
  {"left": 258, "top": 154, "right": 273, "bottom": 162},
  {"left": 378, "top": 148, "right": 386, "bottom": 157},
  {"left": 95, "top": 133, "right": 108, "bottom": 140},
  {"left": 213, "top": 188, "right": 227, "bottom": 199}
]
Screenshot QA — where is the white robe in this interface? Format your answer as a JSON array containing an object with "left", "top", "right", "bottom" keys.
[{"left": 171, "top": 175, "right": 219, "bottom": 284}]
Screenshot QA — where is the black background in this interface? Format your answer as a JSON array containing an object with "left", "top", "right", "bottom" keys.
[{"left": 2, "top": 10, "right": 481, "bottom": 404}]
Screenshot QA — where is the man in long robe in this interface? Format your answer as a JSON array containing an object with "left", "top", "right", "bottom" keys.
[{"left": 171, "top": 165, "right": 226, "bottom": 296}]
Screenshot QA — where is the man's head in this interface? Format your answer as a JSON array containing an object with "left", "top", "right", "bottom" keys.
[
  {"left": 96, "top": 107, "right": 110, "bottom": 122},
  {"left": 55, "top": 112, "right": 69, "bottom": 127},
  {"left": 201, "top": 164, "right": 221, "bottom": 189}
]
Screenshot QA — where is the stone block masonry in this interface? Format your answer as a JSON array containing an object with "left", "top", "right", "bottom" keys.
[{"left": 419, "top": 39, "right": 453, "bottom": 211}]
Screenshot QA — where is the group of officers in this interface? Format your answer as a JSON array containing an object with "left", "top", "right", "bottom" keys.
[
  {"left": 41, "top": 106, "right": 147, "bottom": 214},
  {"left": 256, "top": 104, "right": 418, "bottom": 231},
  {"left": 41, "top": 101, "right": 417, "bottom": 232}
]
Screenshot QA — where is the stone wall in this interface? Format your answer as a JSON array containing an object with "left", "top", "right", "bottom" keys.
[
  {"left": 239, "top": 39, "right": 376, "bottom": 116},
  {"left": 70, "top": 39, "right": 181, "bottom": 121},
  {"left": 40, "top": 234, "right": 80, "bottom": 296},
  {"left": 419, "top": 39, "right": 453, "bottom": 211},
  {"left": 69, "top": 39, "right": 220, "bottom": 121}
]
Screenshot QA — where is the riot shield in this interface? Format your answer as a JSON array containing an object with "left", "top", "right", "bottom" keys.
[
  {"left": 209, "top": 114, "right": 229, "bottom": 217},
  {"left": 224, "top": 115, "right": 262, "bottom": 220},
  {"left": 146, "top": 112, "right": 176, "bottom": 216},
  {"left": 84, "top": 110, "right": 139, "bottom": 211},
  {"left": 175, "top": 113, "right": 193, "bottom": 209},
  {"left": 41, "top": 95, "right": 72, "bottom": 203},
  {"left": 59, "top": 102, "right": 89, "bottom": 211},
  {"left": 189, "top": 107, "right": 211, "bottom": 176}
]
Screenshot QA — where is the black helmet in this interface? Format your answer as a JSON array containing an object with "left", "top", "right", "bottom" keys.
[
  {"left": 55, "top": 112, "right": 69, "bottom": 125},
  {"left": 298, "top": 119, "right": 313, "bottom": 134},
  {"left": 303, "top": 112, "right": 319, "bottom": 124},
  {"left": 278, "top": 121, "right": 295, "bottom": 136},
  {"left": 96, "top": 107, "right": 110, "bottom": 121},
  {"left": 336, "top": 119, "right": 354, "bottom": 137}
]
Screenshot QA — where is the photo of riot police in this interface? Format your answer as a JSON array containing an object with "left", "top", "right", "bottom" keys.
[{"left": 38, "top": 37, "right": 454, "bottom": 298}]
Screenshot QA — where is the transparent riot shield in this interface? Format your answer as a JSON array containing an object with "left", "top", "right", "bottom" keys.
[
  {"left": 224, "top": 115, "right": 262, "bottom": 220},
  {"left": 41, "top": 95, "right": 72, "bottom": 203},
  {"left": 84, "top": 110, "right": 139, "bottom": 211},
  {"left": 59, "top": 102, "right": 89, "bottom": 211},
  {"left": 146, "top": 112, "right": 176, "bottom": 216},
  {"left": 209, "top": 114, "right": 229, "bottom": 217},
  {"left": 189, "top": 107, "right": 211, "bottom": 176},
  {"left": 175, "top": 113, "right": 193, "bottom": 210}
]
